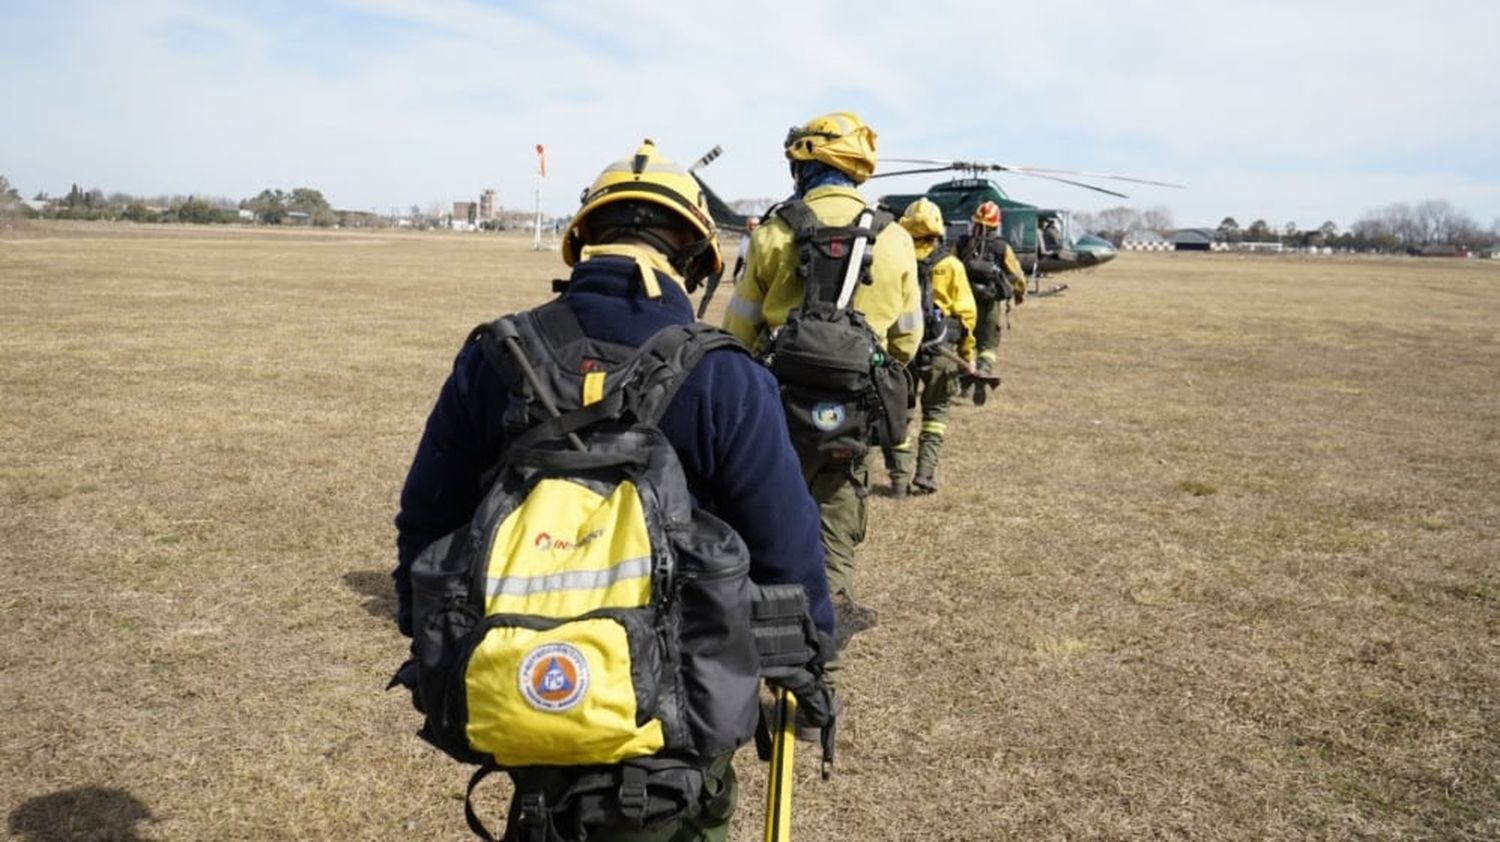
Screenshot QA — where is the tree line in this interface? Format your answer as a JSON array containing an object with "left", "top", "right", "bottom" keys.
[
  {"left": 1074, "top": 199, "right": 1498, "bottom": 253},
  {"left": 0, "top": 175, "right": 389, "bottom": 228}
]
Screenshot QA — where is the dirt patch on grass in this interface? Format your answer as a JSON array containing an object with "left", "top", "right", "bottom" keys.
[{"left": 3, "top": 224, "right": 1496, "bottom": 839}]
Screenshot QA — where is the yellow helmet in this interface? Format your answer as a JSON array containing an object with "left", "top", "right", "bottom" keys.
[
  {"left": 563, "top": 139, "right": 723, "bottom": 287},
  {"left": 783, "top": 111, "right": 878, "bottom": 184},
  {"left": 899, "top": 198, "right": 946, "bottom": 240}
]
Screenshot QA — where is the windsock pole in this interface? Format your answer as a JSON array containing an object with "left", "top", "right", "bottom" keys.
[{"left": 533, "top": 143, "right": 546, "bottom": 251}]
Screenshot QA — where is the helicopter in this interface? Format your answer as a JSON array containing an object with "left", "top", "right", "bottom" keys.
[
  {"left": 685, "top": 147, "right": 1180, "bottom": 290},
  {"left": 871, "top": 158, "right": 1184, "bottom": 279}
]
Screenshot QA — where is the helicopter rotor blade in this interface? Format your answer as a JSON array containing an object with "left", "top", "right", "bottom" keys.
[
  {"left": 876, "top": 155, "right": 1181, "bottom": 198},
  {"left": 1004, "top": 166, "right": 1185, "bottom": 189},
  {"left": 868, "top": 166, "right": 967, "bottom": 180},
  {"left": 882, "top": 157, "right": 958, "bottom": 167},
  {"left": 688, "top": 145, "right": 723, "bottom": 173},
  {"left": 1001, "top": 169, "right": 1131, "bottom": 199}
]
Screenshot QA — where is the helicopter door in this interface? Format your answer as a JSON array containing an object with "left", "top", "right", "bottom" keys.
[
  {"left": 1039, "top": 214, "right": 1063, "bottom": 255},
  {"left": 1039, "top": 213, "right": 1077, "bottom": 262}
]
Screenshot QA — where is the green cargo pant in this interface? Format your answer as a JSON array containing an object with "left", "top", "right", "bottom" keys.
[
  {"left": 503, "top": 753, "right": 737, "bottom": 842},
  {"left": 973, "top": 295, "right": 1002, "bottom": 376},
  {"left": 883, "top": 353, "right": 959, "bottom": 486},
  {"left": 803, "top": 450, "right": 869, "bottom": 690}
]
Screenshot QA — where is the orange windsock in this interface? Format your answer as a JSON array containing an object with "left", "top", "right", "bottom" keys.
[{"left": 535, "top": 144, "right": 546, "bottom": 177}]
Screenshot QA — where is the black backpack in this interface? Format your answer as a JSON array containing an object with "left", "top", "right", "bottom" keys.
[
  {"left": 915, "top": 243, "right": 966, "bottom": 364},
  {"left": 959, "top": 232, "right": 1014, "bottom": 302},
  {"left": 403, "top": 300, "right": 792, "bottom": 839},
  {"left": 762, "top": 200, "right": 910, "bottom": 459}
]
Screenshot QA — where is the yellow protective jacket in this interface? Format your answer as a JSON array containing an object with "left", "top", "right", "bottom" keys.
[
  {"left": 999, "top": 241, "right": 1027, "bottom": 296},
  {"left": 917, "top": 240, "right": 978, "bottom": 362},
  {"left": 722, "top": 185, "right": 922, "bottom": 364}
]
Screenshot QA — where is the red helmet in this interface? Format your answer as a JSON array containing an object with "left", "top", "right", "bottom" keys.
[{"left": 972, "top": 201, "right": 1001, "bottom": 229}]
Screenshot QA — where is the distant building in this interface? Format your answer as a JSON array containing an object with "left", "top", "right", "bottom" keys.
[
  {"left": 1120, "top": 229, "right": 1171, "bottom": 251},
  {"left": 1410, "top": 244, "right": 1467, "bottom": 258},
  {"left": 479, "top": 189, "right": 499, "bottom": 222},
  {"left": 1172, "top": 228, "right": 1219, "bottom": 252}
]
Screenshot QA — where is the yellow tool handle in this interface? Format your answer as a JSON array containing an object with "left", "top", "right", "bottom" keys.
[{"left": 763, "top": 688, "right": 796, "bottom": 842}]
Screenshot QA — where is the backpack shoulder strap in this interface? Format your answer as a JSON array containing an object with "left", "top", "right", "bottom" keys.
[
  {"left": 771, "top": 200, "right": 832, "bottom": 308},
  {"left": 770, "top": 199, "right": 817, "bottom": 239},
  {"left": 467, "top": 297, "right": 584, "bottom": 385},
  {"left": 626, "top": 324, "right": 747, "bottom": 426},
  {"left": 917, "top": 242, "right": 949, "bottom": 276},
  {"left": 505, "top": 323, "right": 743, "bottom": 452},
  {"left": 917, "top": 244, "right": 949, "bottom": 314}
]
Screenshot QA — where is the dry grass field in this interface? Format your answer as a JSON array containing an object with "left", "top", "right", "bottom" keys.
[{"left": 3, "top": 222, "right": 1497, "bottom": 841}]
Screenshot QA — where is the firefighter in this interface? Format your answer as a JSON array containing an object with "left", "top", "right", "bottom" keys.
[
  {"left": 883, "top": 198, "right": 977, "bottom": 496},
  {"left": 394, "top": 140, "right": 833, "bottom": 840},
  {"left": 731, "top": 215, "right": 759, "bottom": 283},
  {"left": 957, "top": 201, "right": 1027, "bottom": 406},
  {"left": 722, "top": 111, "right": 921, "bottom": 718}
]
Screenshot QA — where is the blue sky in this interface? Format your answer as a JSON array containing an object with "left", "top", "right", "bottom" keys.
[{"left": 3, "top": 0, "right": 1497, "bottom": 230}]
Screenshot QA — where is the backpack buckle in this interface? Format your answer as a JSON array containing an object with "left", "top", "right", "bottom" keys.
[
  {"left": 518, "top": 792, "right": 548, "bottom": 825},
  {"left": 617, "top": 765, "right": 649, "bottom": 823}
]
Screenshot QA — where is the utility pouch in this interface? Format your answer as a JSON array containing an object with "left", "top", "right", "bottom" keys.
[
  {"left": 779, "top": 384, "right": 871, "bottom": 460},
  {"left": 870, "top": 359, "right": 911, "bottom": 447},
  {"left": 544, "top": 758, "right": 707, "bottom": 835},
  {"left": 467, "top": 758, "right": 708, "bottom": 842},
  {"left": 769, "top": 316, "right": 877, "bottom": 393},
  {"left": 750, "top": 583, "right": 821, "bottom": 670}
]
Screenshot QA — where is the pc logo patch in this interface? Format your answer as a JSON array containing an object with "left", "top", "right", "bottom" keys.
[
  {"left": 518, "top": 643, "right": 590, "bottom": 713},
  {"left": 811, "top": 401, "right": 846, "bottom": 431}
]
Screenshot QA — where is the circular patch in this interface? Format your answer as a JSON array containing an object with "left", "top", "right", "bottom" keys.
[
  {"left": 811, "top": 401, "right": 846, "bottom": 432},
  {"left": 518, "top": 642, "right": 590, "bottom": 713}
]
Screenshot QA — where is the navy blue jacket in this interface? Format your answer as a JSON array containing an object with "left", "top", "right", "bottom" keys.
[{"left": 393, "top": 255, "right": 834, "bottom": 635}]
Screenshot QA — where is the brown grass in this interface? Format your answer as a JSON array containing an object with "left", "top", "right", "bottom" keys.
[{"left": 3, "top": 222, "right": 1496, "bottom": 840}]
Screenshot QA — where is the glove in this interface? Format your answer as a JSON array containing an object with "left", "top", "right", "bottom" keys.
[
  {"left": 386, "top": 657, "right": 425, "bottom": 714},
  {"left": 1013, "top": 290, "right": 1025, "bottom": 305},
  {"left": 764, "top": 664, "right": 834, "bottom": 726}
]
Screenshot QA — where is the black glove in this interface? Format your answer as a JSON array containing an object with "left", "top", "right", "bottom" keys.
[
  {"left": 763, "top": 664, "right": 833, "bottom": 726},
  {"left": 751, "top": 585, "right": 835, "bottom": 725},
  {"left": 386, "top": 657, "right": 424, "bottom": 714},
  {"left": 1013, "top": 290, "right": 1025, "bottom": 306}
]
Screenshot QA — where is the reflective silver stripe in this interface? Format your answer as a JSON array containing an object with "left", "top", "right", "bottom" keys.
[
  {"left": 486, "top": 556, "right": 652, "bottom": 597},
  {"left": 726, "top": 295, "right": 763, "bottom": 323},
  {"left": 896, "top": 309, "right": 923, "bottom": 332}
]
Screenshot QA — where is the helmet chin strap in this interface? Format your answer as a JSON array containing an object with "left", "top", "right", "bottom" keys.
[{"left": 672, "top": 237, "right": 712, "bottom": 292}]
